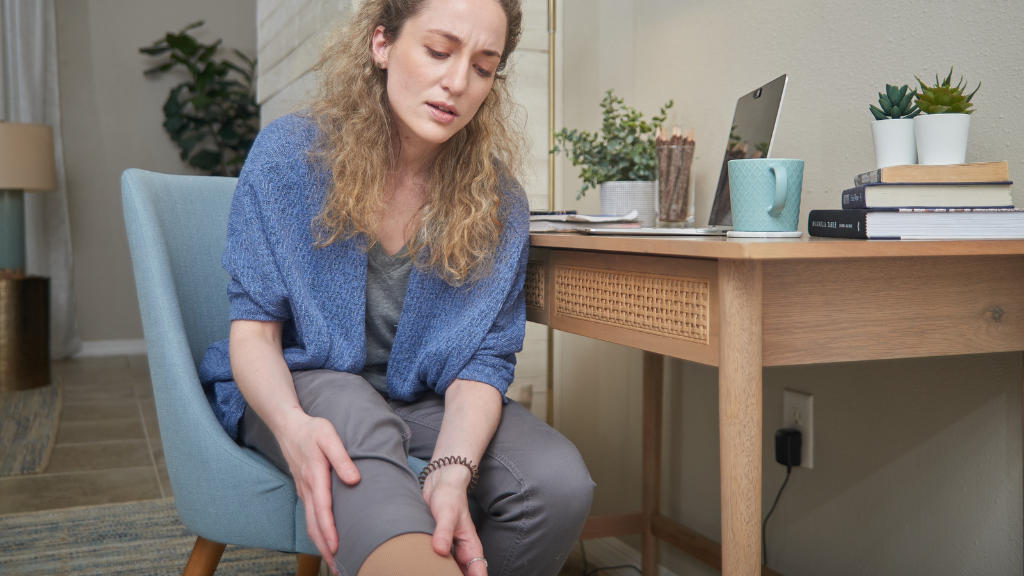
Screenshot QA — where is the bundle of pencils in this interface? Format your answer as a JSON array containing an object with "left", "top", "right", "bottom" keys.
[{"left": 655, "top": 126, "right": 696, "bottom": 223}]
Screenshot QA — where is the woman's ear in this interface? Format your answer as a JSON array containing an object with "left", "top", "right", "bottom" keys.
[{"left": 370, "top": 25, "right": 389, "bottom": 69}]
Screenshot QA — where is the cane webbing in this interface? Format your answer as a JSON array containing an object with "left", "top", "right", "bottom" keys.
[
  {"left": 525, "top": 261, "right": 545, "bottom": 310},
  {"left": 554, "top": 265, "right": 709, "bottom": 343}
]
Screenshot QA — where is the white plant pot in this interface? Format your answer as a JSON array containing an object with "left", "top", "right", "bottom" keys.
[
  {"left": 914, "top": 113, "right": 971, "bottom": 165},
  {"left": 600, "top": 180, "right": 657, "bottom": 227},
  {"left": 870, "top": 118, "right": 917, "bottom": 169}
]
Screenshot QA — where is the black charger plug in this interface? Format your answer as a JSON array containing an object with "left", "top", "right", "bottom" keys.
[{"left": 774, "top": 428, "right": 802, "bottom": 467}]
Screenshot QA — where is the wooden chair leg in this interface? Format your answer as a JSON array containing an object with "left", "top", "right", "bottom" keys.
[
  {"left": 182, "top": 536, "right": 226, "bottom": 576},
  {"left": 297, "top": 553, "right": 323, "bottom": 576}
]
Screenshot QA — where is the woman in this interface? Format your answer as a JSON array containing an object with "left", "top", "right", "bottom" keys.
[{"left": 197, "top": 0, "right": 594, "bottom": 575}]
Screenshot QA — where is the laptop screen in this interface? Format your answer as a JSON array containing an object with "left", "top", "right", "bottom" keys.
[{"left": 707, "top": 74, "right": 788, "bottom": 227}]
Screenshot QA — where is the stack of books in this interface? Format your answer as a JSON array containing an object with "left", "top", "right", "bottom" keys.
[{"left": 808, "top": 161, "right": 1024, "bottom": 239}]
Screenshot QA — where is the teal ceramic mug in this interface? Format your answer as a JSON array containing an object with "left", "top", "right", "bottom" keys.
[{"left": 727, "top": 159, "right": 804, "bottom": 232}]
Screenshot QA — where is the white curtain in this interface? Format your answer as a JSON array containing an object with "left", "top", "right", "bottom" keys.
[{"left": 0, "top": 0, "right": 81, "bottom": 358}]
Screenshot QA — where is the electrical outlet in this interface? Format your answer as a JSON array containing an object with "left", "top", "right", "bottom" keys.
[{"left": 783, "top": 390, "right": 813, "bottom": 469}]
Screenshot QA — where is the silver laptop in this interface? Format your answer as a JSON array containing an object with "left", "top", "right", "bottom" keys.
[{"left": 585, "top": 74, "right": 788, "bottom": 236}]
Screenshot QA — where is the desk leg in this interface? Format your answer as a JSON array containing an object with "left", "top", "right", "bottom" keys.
[
  {"left": 719, "top": 260, "right": 763, "bottom": 576},
  {"left": 642, "top": 351, "right": 664, "bottom": 575}
]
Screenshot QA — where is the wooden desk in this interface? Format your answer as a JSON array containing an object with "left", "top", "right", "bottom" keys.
[{"left": 525, "top": 234, "right": 1024, "bottom": 576}]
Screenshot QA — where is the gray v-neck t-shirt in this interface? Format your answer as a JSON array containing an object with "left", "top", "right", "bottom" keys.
[{"left": 358, "top": 243, "right": 413, "bottom": 395}]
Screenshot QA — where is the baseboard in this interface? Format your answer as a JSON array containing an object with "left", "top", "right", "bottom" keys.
[
  {"left": 582, "top": 537, "right": 680, "bottom": 576},
  {"left": 75, "top": 339, "right": 147, "bottom": 357}
]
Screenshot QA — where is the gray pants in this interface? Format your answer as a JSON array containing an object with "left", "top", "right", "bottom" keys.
[{"left": 238, "top": 370, "right": 595, "bottom": 576}]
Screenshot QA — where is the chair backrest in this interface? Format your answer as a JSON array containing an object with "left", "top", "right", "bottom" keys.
[
  {"left": 123, "top": 169, "right": 304, "bottom": 551},
  {"left": 122, "top": 170, "right": 235, "bottom": 369}
]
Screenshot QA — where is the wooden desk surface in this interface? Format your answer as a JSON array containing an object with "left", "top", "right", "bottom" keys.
[{"left": 529, "top": 233, "right": 1024, "bottom": 260}]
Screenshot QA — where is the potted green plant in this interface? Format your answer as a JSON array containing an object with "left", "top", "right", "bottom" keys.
[
  {"left": 869, "top": 83, "right": 919, "bottom": 168},
  {"left": 913, "top": 68, "right": 980, "bottom": 165},
  {"left": 140, "top": 21, "right": 259, "bottom": 176},
  {"left": 552, "top": 90, "right": 672, "bottom": 226}
]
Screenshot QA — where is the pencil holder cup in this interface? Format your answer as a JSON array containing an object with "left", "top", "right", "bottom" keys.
[{"left": 727, "top": 159, "right": 804, "bottom": 232}]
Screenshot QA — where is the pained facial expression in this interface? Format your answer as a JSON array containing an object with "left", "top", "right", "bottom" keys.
[{"left": 372, "top": 0, "right": 507, "bottom": 156}]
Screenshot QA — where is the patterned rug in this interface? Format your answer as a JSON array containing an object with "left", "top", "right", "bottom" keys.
[
  {"left": 0, "top": 499, "right": 299, "bottom": 575},
  {"left": 0, "top": 380, "right": 63, "bottom": 477}
]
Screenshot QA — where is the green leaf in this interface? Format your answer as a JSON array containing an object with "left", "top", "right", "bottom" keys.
[
  {"left": 190, "top": 95, "right": 213, "bottom": 110},
  {"left": 898, "top": 90, "right": 914, "bottom": 111},
  {"left": 218, "top": 124, "right": 239, "bottom": 142},
  {"left": 198, "top": 40, "right": 221, "bottom": 62},
  {"left": 139, "top": 45, "right": 171, "bottom": 56},
  {"left": 965, "top": 81, "right": 981, "bottom": 103},
  {"left": 180, "top": 20, "right": 205, "bottom": 34},
  {"left": 232, "top": 49, "right": 255, "bottom": 67},
  {"left": 144, "top": 62, "right": 176, "bottom": 75},
  {"left": 190, "top": 149, "right": 221, "bottom": 171},
  {"left": 896, "top": 85, "right": 908, "bottom": 104},
  {"left": 166, "top": 33, "right": 200, "bottom": 57},
  {"left": 886, "top": 84, "right": 900, "bottom": 105}
]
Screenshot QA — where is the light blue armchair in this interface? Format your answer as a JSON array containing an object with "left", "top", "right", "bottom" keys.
[{"left": 121, "top": 169, "right": 429, "bottom": 575}]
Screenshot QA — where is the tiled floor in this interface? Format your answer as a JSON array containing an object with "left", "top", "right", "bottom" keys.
[{"left": 0, "top": 355, "right": 168, "bottom": 515}]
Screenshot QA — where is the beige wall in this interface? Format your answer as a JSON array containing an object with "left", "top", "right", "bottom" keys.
[
  {"left": 55, "top": 0, "right": 256, "bottom": 342},
  {"left": 554, "top": 1, "right": 1024, "bottom": 574}
]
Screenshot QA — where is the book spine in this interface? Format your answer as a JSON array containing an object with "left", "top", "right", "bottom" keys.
[
  {"left": 841, "top": 186, "right": 868, "bottom": 209},
  {"left": 808, "top": 210, "right": 869, "bottom": 239},
  {"left": 854, "top": 170, "right": 881, "bottom": 186}
]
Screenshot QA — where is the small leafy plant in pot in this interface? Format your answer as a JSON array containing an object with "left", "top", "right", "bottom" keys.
[
  {"left": 869, "top": 84, "right": 919, "bottom": 168},
  {"left": 913, "top": 68, "right": 980, "bottom": 165},
  {"left": 551, "top": 90, "right": 672, "bottom": 226}
]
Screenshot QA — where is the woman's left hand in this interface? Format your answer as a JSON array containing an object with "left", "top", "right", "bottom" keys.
[{"left": 421, "top": 464, "right": 487, "bottom": 576}]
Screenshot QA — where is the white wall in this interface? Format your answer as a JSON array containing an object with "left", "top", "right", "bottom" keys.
[
  {"left": 55, "top": 0, "right": 256, "bottom": 342},
  {"left": 553, "top": 1, "right": 1024, "bottom": 574}
]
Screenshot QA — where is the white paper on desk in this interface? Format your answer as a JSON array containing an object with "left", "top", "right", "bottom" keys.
[{"left": 529, "top": 210, "right": 639, "bottom": 223}]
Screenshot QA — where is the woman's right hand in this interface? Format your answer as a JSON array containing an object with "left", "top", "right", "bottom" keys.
[
  {"left": 274, "top": 406, "right": 362, "bottom": 574},
  {"left": 229, "top": 320, "right": 361, "bottom": 574}
]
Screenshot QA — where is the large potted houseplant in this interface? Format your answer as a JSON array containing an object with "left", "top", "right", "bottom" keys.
[
  {"left": 140, "top": 21, "right": 259, "bottom": 176},
  {"left": 552, "top": 90, "right": 672, "bottom": 226},
  {"left": 869, "top": 83, "right": 919, "bottom": 168},
  {"left": 913, "top": 68, "right": 980, "bottom": 165}
]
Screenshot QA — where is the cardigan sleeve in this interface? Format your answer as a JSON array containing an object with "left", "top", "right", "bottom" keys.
[
  {"left": 222, "top": 138, "right": 292, "bottom": 323},
  {"left": 452, "top": 189, "right": 530, "bottom": 393}
]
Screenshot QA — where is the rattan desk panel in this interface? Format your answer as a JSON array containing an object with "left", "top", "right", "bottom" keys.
[{"left": 535, "top": 250, "right": 719, "bottom": 366}]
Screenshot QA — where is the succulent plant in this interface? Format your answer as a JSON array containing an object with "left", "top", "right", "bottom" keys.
[
  {"left": 914, "top": 68, "right": 980, "bottom": 114},
  {"left": 869, "top": 84, "right": 919, "bottom": 120}
]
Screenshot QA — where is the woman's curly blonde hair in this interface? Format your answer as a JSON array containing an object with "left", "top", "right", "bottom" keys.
[{"left": 304, "top": 0, "right": 524, "bottom": 285}]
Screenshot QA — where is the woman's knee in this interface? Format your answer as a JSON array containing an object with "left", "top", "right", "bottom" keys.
[
  {"left": 525, "top": 434, "right": 595, "bottom": 524},
  {"left": 294, "top": 370, "right": 411, "bottom": 457}
]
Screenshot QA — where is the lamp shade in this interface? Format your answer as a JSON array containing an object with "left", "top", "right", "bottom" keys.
[{"left": 0, "top": 122, "right": 57, "bottom": 191}]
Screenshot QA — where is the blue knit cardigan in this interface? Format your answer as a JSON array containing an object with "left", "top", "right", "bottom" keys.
[{"left": 198, "top": 115, "right": 530, "bottom": 439}]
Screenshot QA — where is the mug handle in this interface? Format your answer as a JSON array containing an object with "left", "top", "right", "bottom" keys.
[{"left": 768, "top": 164, "right": 788, "bottom": 217}]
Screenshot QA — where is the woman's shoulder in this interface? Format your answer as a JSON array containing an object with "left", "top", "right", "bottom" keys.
[
  {"left": 497, "top": 174, "right": 529, "bottom": 237},
  {"left": 234, "top": 114, "right": 327, "bottom": 207},
  {"left": 242, "top": 113, "right": 320, "bottom": 178}
]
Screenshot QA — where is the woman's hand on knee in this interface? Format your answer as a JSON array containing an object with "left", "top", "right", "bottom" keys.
[
  {"left": 421, "top": 468, "right": 486, "bottom": 576},
  {"left": 275, "top": 410, "right": 361, "bottom": 574}
]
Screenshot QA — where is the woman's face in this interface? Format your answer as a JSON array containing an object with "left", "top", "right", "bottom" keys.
[{"left": 373, "top": 0, "right": 507, "bottom": 158}]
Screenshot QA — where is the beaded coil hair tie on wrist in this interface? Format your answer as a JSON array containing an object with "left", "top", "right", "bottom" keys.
[{"left": 418, "top": 455, "right": 480, "bottom": 490}]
